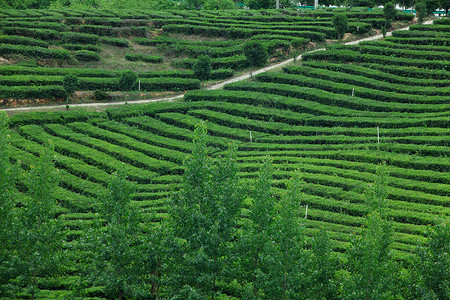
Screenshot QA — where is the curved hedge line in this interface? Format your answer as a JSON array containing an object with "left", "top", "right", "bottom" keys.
[
  {"left": 0, "top": 44, "right": 71, "bottom": 60},
  {"left": 0, "top": 85, "right": 66, "bottom": 100},
  {"left": 0, "top": 35, "right": 49, "bottom": 47}
]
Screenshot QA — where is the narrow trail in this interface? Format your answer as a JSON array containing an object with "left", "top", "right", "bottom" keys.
[{"left": 1, "top": 20, "right": 433, "bottom": 114}]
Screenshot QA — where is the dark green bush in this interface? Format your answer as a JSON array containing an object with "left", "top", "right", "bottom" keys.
[
  {"left": 118, "top": 71, "right": 138, "bottom": 91},
  {"left": 63, "top": 74, "right": 79, "bottom": 96},
  {"left": 193, "top": 55, "right": 212, "bottom": 81},
  {"left": 243, "top": 40, "right": 269, "bottom": 68},
  {"left": 384, "top": 2, "right": 396, "bottom": 25},
  {"left": 332, "top": 13, "right": 348, "bottom": 40}
]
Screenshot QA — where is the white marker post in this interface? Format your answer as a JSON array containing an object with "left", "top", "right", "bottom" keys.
[
  {"left": 250, "top": 131, "right": 252, "bottom": 143},
  {"left": 352, "top": 87, "right": 355, "bottom": 97},
  {"left": 138, "top": 80, "right": 141, "bottom": 91},
  {"left": 377, "top": 127, "right": 380, "bottom": 144},
  {"left": 305, "top": 204, "right": 308, "bottom": 219}
]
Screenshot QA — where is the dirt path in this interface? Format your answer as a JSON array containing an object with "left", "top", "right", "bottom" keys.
[{"left": 1, "top": 20, "right": 433, "bottom": 114}]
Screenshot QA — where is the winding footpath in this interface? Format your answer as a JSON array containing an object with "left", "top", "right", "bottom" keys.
[{"left": 1, "top": 20, "right": 433, "bottom": 113}]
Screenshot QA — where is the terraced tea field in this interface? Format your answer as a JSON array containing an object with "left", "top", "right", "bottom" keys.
[
  {"left": 2, "top": 12, "right": 449, "bottom": 300},
  {"left": 0, "top": 7, "right": 414, "bottom": 103}
]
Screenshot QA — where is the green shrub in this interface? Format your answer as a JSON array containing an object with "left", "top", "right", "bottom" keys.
[
  {"left": 332, "top": 13, "right": 348, "bottom": 40},
  {"left": 63, "top": 74, "right": 79, "bottom": 97},
  {"left": 243, "top": 40, "right": 268, "bottom": 68},
  {"left": 75, "top": 50, "right": 100, "bottom": 61},
  {"left": 0, "top": 44, "right": 71, "bottom": 60},
  {"left": 193, "top": 55, "right": 212, "bottom": 81},
  {"left": 118, "top": 71, "right": 138, "bottom": 91}
]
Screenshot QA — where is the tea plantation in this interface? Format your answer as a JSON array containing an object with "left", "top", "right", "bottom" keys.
[
  {"left": 1, "top": 8, "right": 449, "bottom": 300},
  {"left": 0, "top": 7, "right": 414, "bottom": 102}
]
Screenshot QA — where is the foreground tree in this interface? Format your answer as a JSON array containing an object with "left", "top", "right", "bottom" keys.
[
  {"left": 79, "top": 169, "right": 162, "bottom": 299},
  {"left": 332, "top": 13, "right": 348, "bottom": 40},
  {"left": 383, "top": 2, "right": 396, "bottom": 28},
  {"left": 243, "top": 41, "right": 269, "bottom": 68},
  {"left": 415, "top": 220, "right": 450, "bottom": 300},
  {"left": 193, "top": 55, "right": 212, "bottom": 82},
  {"left": 168, "top": 122, "right": 243, "bottom": 299},
  {"left": 15, "top": 144, "right": 64, "bottom": 300},
  {"left": 0, "top": 112, "right": 18, "bottom": 296},
  {"left": 118, "top": 71, "right": 138, "bottom": 91},
  {"left": 260, "top": 172, "right": 308, "bottom": 299},
  {"left": 342, "top": 164, "right": 400, "bottom": 299},
  {"left": 63, "top": 74, "right": 79, "bottom": 102},
  {"left": 236, "top": 159, "right": 276, "bottom": 298}
]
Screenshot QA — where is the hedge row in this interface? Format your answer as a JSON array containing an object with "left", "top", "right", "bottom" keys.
[
  {"left": 238, "top": 154, "right": 449, "bottom": 186},
  {"left": 224, "top": 80, "right": 439, "bottom": 115},
  {"left": 250, "top": 34, "right": 308, "bottom": 48},
  {"left": 60, "top": 32, "right": 99, "bottom": 44},
  {"left": 140, "top": 69, "right": 234, "bottom": 80},
  {"left": 256, "top": 71, "right": 449, "bottom": 104},
  {"left": 0, "top": 65, "right": 234, "bottom": 81},
  {"left": 125, "top": 116, "right": 230, "bottom": 149},
  {"left": 10, "top": 109, "right": 106, "bottom": 127},
  {"left": 78, "top": 77, "right": 201, "bottom": 92},
  {"left": 97, "top": 120, "right": 202, "bottom": 154},
  {"left": 302, "top": 61, "right": 450, "bottom": 87},
  {"left": 1, "top": 26, "right": 59, "bottom": 40},
  {"left": 239, "top": 156, "right": 449, "bottom": 194},
  {"left": 410, "top": 24, "right": 450, "bottom": 32},
  {"left": 75, "top": 50, "right": 100, "bottom": 61},
  {"left": 63, "top": 43, "right": 101, "bottom": 52},
  {"left": 184, "top": 89, "right": 449, "bottom": 128},
  {"left": 283, "top": 65, "right": 450, "bottom": 96},
  {"left": 302, "top": 49, "right": 450, "bottom": 71},
  {"left": 391, "top": 30, "right": 450, "bottom": 38},
  {"left": 18, "top": 124, "right": 157, "bottom": 183},
  {"left": 134, "top": 36, "right": 241, "bottom": 48},
  {"left": 157, "top": 43, "right": 242, "bottom": 58},
  {"left": 0, "top": 65, "right": 117, "bottom": 78},
  {"left": 0, "top": 35, "right": 49, "bottom": 47},
  {"left": 360, "top": 40, "right": 450, "bottom": 53},
  {"left": 125, "top": 53, "right": 163, "bottom": 63},
  {"left": 362, "top": 63, "right": 450, "bottom": 80},
  {"left": 100, "top": 37, "right": 129, "bottom": 47},
  {"left": 384, "top": 36, "right": 449, "bottom": 46},
  {"left": 0, "top": 85, "right": 66, "bottom": 100},
  {"left": 173, "top": 55, "right": 248, "bottom": 70},
  {"left": 0, "top": 43, "right": 71, "bottom": 60},
  {"left": 0, "top": 20, "right": 67, "bottom": 31},
  {"left": 162, "top": 24, "right": 326, "bottom": 41},
  {"left": 66, "top": 122, "right": 186, "bottom": 164},
  {"left": 11, "top": 131, "right": 110, "bottom": 187}
]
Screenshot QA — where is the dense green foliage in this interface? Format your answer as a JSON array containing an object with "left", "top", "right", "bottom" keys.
[
  {"left": 193, "top": 55, "right": 212, "bottom": 81},
  {"left": 0, "top": 10, "right": 449, "bottom": 300},
  {"left": 118, "top": 71, "right": 138, "bottom": 91},
  {"left": 332, "top": 13, "right": 348, "bottom": 39},
  {"left": 243, "top": 41, "right": 269, "bottom": 68}
]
